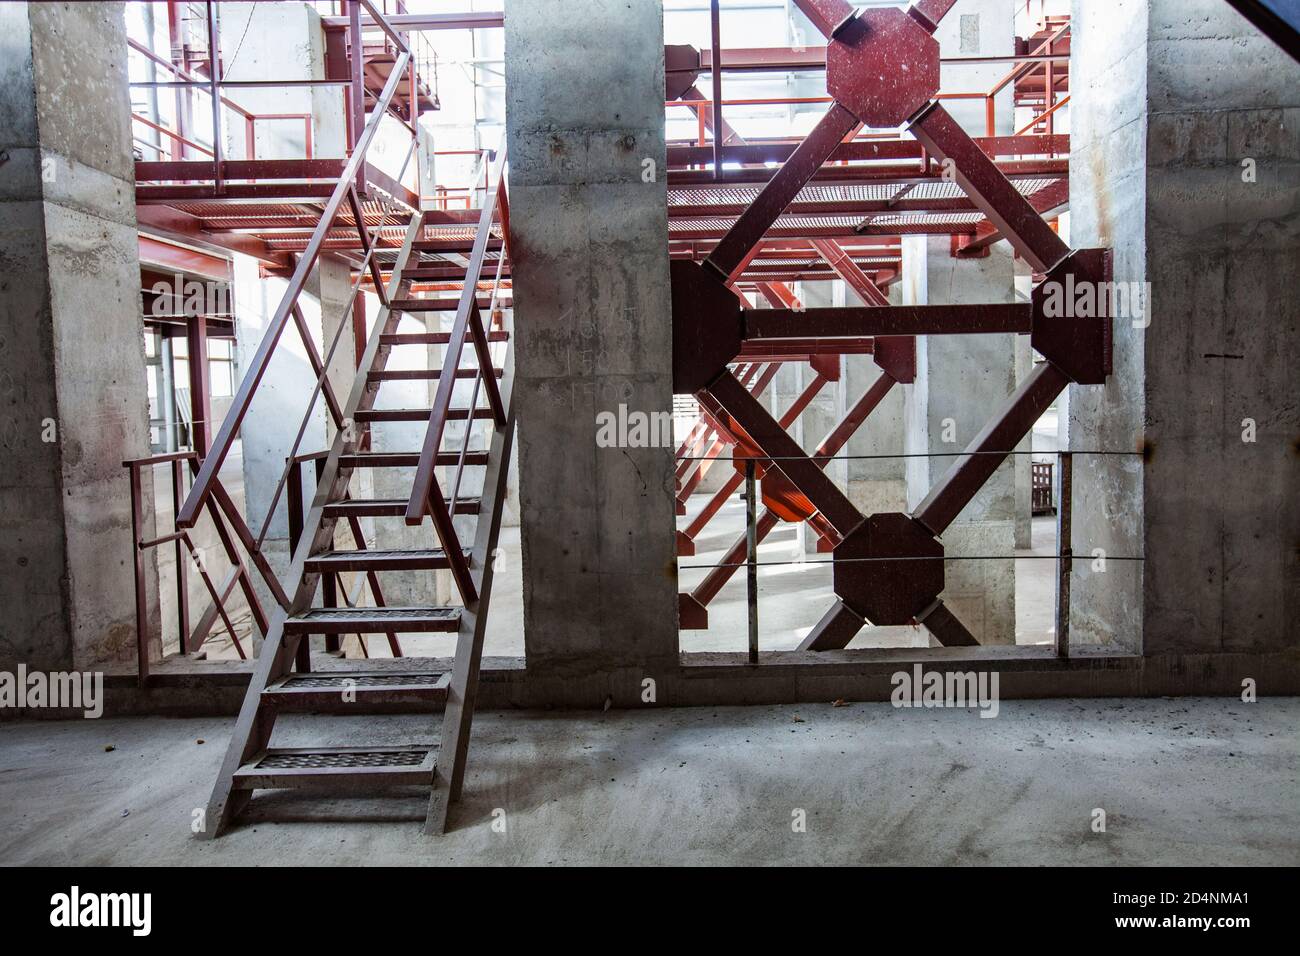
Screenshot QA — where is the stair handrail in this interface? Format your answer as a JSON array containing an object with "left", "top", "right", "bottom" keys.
[
  {"left": 177, "top": 2, "right": 412, "bottom": 530},
  {"left": 403, "top": 143, "right": 509, "bottom": 530}
]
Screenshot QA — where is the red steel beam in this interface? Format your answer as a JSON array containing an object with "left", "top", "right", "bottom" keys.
[
  {"left": 744, "top": 303, "right": 1032, "bottom": 339},
  {"left": 704, "top": 101, "right": 859, "bottom": 283},
  {"left": 908, "top": 103, "right": 1070, "bottom": 273}
]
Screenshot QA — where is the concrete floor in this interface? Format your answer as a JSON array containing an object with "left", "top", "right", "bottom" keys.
[{"left": 2, "top": 696, "right": 1296, "bottom": 865}]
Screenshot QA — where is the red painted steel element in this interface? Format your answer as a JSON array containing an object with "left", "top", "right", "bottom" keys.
[
  {"left": 705, "top": 372, "right": 862, "bottom": 537},
  {"left": 680, "top": 371, "right": 828, "bottom": 554},
  {"left": 834, "top": 513, "right": 944, "bottom": 625},
  {"left": 825, "top": 10, "right": 940, "bottom": 128},
  {"left": 703, "top": 101, "right": 858, "bottom": 283},
  {"left": 670, "top": 259, "right": 745, "bottom": 393},
  {"left": 914, "top": 361, "right": 1071, "bottom": 535},
  {"left": 907, "top": 0, "right": 960, "bottom": 34},
  {"left": 810, "top": 238, "right": 891, "bottom": 306},
  {"left": 909, "top": 102, "right": 1070, "bottom": 273},
  {"left": 1030, "top": 248, "right": 1113, "bottom": 384},
  {"left": 744, "top": 303, "right": 1033, "bottom": 339},
  {"left": 794, "top": 0, "right": 859, "bottom": 39},
  {"left": 680, "top": 370, "right": 899, "bottom": 629}
]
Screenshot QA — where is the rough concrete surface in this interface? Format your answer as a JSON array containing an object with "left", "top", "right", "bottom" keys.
[{"left": 1, "top": 697, "right": 1295, "bottom": 865}]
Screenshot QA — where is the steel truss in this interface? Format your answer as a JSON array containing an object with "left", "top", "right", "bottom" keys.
[{"left": 671, "top": 0, "right": 1110, "bottom": 649}]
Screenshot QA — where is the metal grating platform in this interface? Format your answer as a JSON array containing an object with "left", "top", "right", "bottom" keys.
[
  {"left": 257, "top": 749, "right": 430, "bottom": 770},
  {"left": 278, "top": 673, "right": 443, "bottom": 690}
]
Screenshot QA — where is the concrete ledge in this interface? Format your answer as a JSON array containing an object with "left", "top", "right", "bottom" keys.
[{"left": 8, "top": 647, "right": 1291, "bottom": 719}]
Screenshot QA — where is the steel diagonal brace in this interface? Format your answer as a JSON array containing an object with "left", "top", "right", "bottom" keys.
[
  {"left": 802, "top": 362, "right": 1073, "bottom": 652},
  {"left": 908, "top": 103, "right": 1070, "bottom": 274},
  {"left": 704, "top": 101, "right": 860, "bottom": 284},
  {"left": 681, "top": 370, "right": 897, "bottom": 628},
  {"left": 914, "top": 361, "right": 1071, "bottom": 535},
  {"left": 703, "top": 371, "right": 863, "bottom": 537},
  {"left": 675, "top": 362, "right": 764, "bottom": 484},
  {"left": 808, "top": 238, "right": 891, "bottom": 306},
  {"left": 680, "top": 369, "right": 830, "bottom": 554},
  {"left": 679, "top": 363, "right": 782, "bottom": 504}
]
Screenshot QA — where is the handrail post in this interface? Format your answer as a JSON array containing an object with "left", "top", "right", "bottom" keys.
[
  {"left": 205, "top": 2, "right": 223, "bottom": 195},
  {"left": 128, "top": 463, "right": 150, "bottom": 687},
  {"left": 1054, "top": 451, "right": 1072, "bottom": 658},
  {"left": 172, "top": 459, "right": 190, "bottom": 654},
  {"left": 745, "top": 458, "right": 759, "bottom": 664}
]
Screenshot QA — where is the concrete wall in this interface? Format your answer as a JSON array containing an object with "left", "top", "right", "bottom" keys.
[
  {"left": 0, "top": 1, "right": 155, "bottom": 670},
  {"left": 905, "top": 237, "right": 1019, "bottom": 644},
  {"left": 507, "top": 0, "right": 679, "bottom": 677},
  {"left": 218, "top": 1, "right": 346, "bottom": 160},
  {"left": 1069, "top": 0, "right": 1299, "bottom": 654}
]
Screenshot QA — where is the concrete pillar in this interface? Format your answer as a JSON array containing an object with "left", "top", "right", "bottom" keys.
[
  {"left": 507, "top": 0, "right": 678, "bottom": 679},
  {"left": 1069, "top": 0, "right": 1299, "bottom": 654},
  {"left": 904, "top": 237, "right": 1019, "bottom": 644},
  {"left": 0, "top": 1, "right": 155, "bottom": 670}
]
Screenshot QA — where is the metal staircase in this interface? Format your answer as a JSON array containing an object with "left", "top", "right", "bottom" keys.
[{"left": 193, "top": 145, "right": 513, "bottom": 838}]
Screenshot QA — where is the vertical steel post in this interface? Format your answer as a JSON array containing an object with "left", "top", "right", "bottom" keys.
[
  {"left": 187, "top": 314, "right": 212, "bottom": 455},
  {"left": 129, "top": 464, "right": 150, "bottom": 687},
  {"left": 745, "top": 458, "right": 759, "bottom": 664},
  {"left": 349, "top": 1, "right": 366, "bottom": 195},
  {"left": 287, "top": 458, "right": 304, "bottom": 554},
  {"left": 313, "top": 455, "right": 341, "bottom": 655},
  {"left": 1054, "top": 451, "right": 1072, "bottom": 658},
  {"left": 710, "top": 0, "right": 723, "bottom": 181},
  {"left": 205, "top": 2, "right": 222, "bottom": 194},
  {"left": 172, "top": 459, "right": 190, "bottom": 654}
]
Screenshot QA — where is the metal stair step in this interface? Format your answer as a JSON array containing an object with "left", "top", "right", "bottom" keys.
[
  {"left": 381, "top": 331, "right": 508, "bottom": 346},
  {"left": 390, "top": 296, "right": 500, "bottom": 312},
  {"left": 355, "top": 407, "right": 494, "bottom": 423},
  {"left": 284, "top": 606, "right": 461, "bottom": 634},
  {"left": 340, "top": 450, "right": 489, "bottom": 469},
  {"left": 231, "top": 744, "right": 437, "bottom": 790},
  {"left": 304, "top": 548, "right": 468, "bottom": 572},
  {"left": 368, "top": 368, "right": 503, "bottom": 382},
  {"left": 323, "top": 497, "right": 480, "bottom": 518},
  {"left": 262, "top": 671, "right": 449, "bottom": 711}
]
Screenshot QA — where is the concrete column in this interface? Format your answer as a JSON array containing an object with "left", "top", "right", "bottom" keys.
[
  {"left": 507, "top": 0, "right": 678, "bottom": 679},
  {"left": 1069, "top": 0, "right": 1299, "bottom": 654},
  {"left": 0, "top": 1, "right": 155, "bottom": 670},
  {"left": 904, "top": 237, "right": 1019, "bottom": 644}
]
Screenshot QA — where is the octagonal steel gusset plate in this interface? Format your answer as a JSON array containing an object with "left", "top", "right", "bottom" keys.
[
  {"left": 670, "top": 259, "right": 744, "bottom": 394},
  {"left": 1031, "top": 248, "right": 1114, "bottom": 385},
  {"left": 826, "top": 8, "right": 940, "bottom": 128},
  {"left": 833, "top": 512, "right": 944, "bottom": 625}
]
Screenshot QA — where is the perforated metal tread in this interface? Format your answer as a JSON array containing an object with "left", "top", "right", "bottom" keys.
[
  {"left": 263, "top": 671, "right": 450, "bottom": 711},
  {"left": 304, "top": 548, "right": 469, "bottom": 572},
  {"left": 380, "top": 331, "right": 509, "bottom": 346},
  {"left": 323, "top": 497, "right": 480, "bottom": 518},
  {"left": 232, "top": 744, "right": 437, "bottom": 791},
  {"left": 284, "top": 606, "right": 461, "bottom": 634},
  {"left": 368, "top": 367, "right": 502, "bottom": 381},
  {"left": 340, "top": 451, "right": 489, "bottom": 468},
  {"left": 354, "top": 407, "right": 494, "bottom": 422}
]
